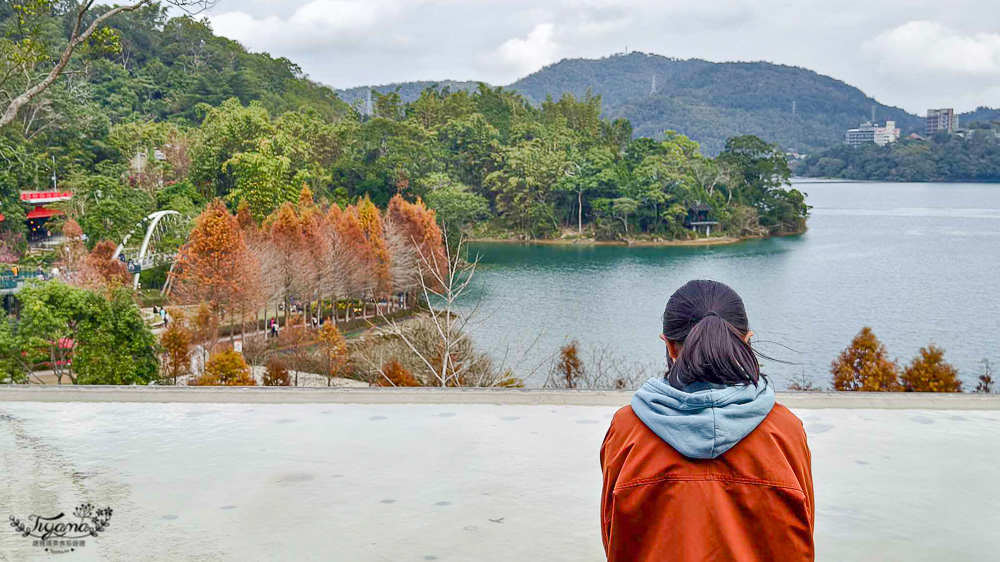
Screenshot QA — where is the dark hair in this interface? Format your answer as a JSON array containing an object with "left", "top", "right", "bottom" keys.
[{"left": 662, "top": 280, "right": 760, "bottom": 388}]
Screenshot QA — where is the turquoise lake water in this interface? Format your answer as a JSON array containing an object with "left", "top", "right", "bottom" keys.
[{"left": 465, "top": 180, "right": 1000, "bottom": 389}]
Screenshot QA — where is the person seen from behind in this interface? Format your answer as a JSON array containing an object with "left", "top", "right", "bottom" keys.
[{"left": 601, "top": 280, "right": 814, "bottom": 561}]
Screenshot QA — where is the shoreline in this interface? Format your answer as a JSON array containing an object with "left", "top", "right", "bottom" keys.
[{"left": 467, "top": 236, "right": 747, "bottom": 247}]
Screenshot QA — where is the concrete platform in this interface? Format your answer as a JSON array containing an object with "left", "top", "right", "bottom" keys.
[{"left": 1, "top": 391, "right": 999, "bottom": 561}]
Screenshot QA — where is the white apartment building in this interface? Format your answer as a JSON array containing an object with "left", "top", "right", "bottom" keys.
[
  {"left": 926, "top": 108, "right": 959, "bottom": 135},
  {"left": 845, "top": 121, "right": 900, "bottom": 147}
]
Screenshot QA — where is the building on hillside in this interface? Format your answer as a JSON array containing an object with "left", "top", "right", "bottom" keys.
[
  {"left": 926, "top": 109, "right": 958, "bottom": 135},
  {"left": 0, "top": 191, "right": 73, "bottom": 244},
  {"left": 845, "top": 121, "right": 900, "bottom": 147},
  {"left": 685, "top": 203, "right": 719, "bottom": 236}
]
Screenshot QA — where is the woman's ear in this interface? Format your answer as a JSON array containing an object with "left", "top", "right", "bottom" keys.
[
  {"left": 743, "top": 330, "right": 755, "bottom": 344},
  {"left": 665, "top": 338, "right": 681, "bottom": 362}
]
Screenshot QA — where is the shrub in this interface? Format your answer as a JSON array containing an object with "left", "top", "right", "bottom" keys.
[
  {"left": 902, "top": 345, "right": 962, "bottom": 392},
  {"left": 160, "top": 317, "right": 192, "bottom": 385},
  {"left": 317, "top": 323, "right": 350, "bottom": 385},
  {"left": 192, "top": 349, "right": 255, "bottom": 386},
  {"left": 787, "top": 370, "right": 821, "bottom": 391},
  {"left": 262, "top": 358, "right": 291, "bottom": 387},
  {"left": 551, "top": 340, "right": 584, "bottom": 389},
  {"left": 831, "top": 327, "right": 901, "bottom": 391},
  {"left": 975, "top": 360, "right": 995, "bottom": 394},
  {"left": 376, "top": 360, "right": 421, "bottom": 387}
]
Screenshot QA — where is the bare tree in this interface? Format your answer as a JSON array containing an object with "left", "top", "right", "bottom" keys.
[
  {"left": 375, "top": 234, "right": 506, "bottom": 387},
  {"left": 383, "top": 218, "right": 420, "bottom": 300},
  {"left": 0, "top": 0, "right": 219, "bottom": 129},
  {"left": 543, "top": 341, "right": 655, "bottom": 391}
]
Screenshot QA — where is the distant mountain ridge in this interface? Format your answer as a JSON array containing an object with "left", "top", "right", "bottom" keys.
[
  {"left": 335, "top": 52, "right": 993, "bottom": 155},
  {"left": 337, "top": 80, "right": 483, "bottom": 109}
]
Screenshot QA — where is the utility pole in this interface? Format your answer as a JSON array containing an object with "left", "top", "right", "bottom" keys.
[{"left": 871, "top": 105, "right": 876, "bottom": 124}]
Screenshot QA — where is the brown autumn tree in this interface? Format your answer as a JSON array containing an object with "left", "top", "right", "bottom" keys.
[
  {"left": 235, "top": 200, "right": 256, "bottom": 233},
  {"left": 173, "top": 200, "right": 260, "bottom": 327},
  {"left": 831, "top": 327, "right": 901, "bottom": 391},
  {"left": 58, "top": 218, "right": 87, "bottom": 281},
  {"left": 261, "top": 202, "right": 307, "bottom": 325},
  {"left": 329, "top": 202, "right": 376, "bottom": 300},
  {"left": 314, "top": 204, "right": 350, "bottom": 314},
  {"left": 316, "top": 323, "right": 349, "bottom": 385},
  {"left": 161, "top": 314, "right": 192, "bottom": 385},
  {"left": 555, "top": 340, "right": 585, "bottom": 389},
  {"left": 191, "top": 349, "right": 255, "bottom": 386},
  {"left": 385, "top": 194, "right": 447, "bottom": 291},
  {"left": 263, "top": 358, "right": 291, "bottom": 386},
  {"left": 75, "top": 240, "right": 131, "bottom": 289},
  {"left": 189, "top": 301, "right": 219, "bottom": 367},
  {"left": 901, "top": 345, "right": 962, "bottom": 392},
  {"left": 356, "top": 194, "right": 392, "bottom": 294},
  {"left": 295, "top": 186, "right": 332, "bottom": 323}
]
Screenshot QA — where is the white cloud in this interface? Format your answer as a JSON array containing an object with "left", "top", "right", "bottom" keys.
[
  {"left": 208, "top": 0, "right": 409, "bottom": 55},
  {"left": 197, "top": 0, "right": 1000, "bottom": 112},
  {"left": 477, "top": 23, "right": 560, "bottom": 82},
  {"left": 863, "top": 21, "right": 1000, "bottom": 77}
]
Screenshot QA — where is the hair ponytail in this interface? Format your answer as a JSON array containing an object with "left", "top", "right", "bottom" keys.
[{"left": 663, "top": 280, "right": 761, "bottom": 388}]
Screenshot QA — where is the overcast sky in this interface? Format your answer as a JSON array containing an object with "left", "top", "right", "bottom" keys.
[{"left": 197, "top": 0, "right": 1000, "bottom": 114}]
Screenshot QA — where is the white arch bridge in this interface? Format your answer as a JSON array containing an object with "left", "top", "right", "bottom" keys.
[{"left": 112, "top": 210, "right": 187, "bottom": 291}]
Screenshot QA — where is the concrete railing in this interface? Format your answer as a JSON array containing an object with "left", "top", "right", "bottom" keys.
[{"left": 1, "top": 385, "right": 999, "bottom": 409}]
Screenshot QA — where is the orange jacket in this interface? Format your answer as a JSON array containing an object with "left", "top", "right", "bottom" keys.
[{"left": 601, "top": 404, "right": 814, "bottom": 561}]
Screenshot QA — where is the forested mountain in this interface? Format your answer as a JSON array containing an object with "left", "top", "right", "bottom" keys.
[
  {"left": 959, "top": 107, "right": 1000, "bottom": 126},
  {"left": 0, "top": 3, "right": 350, "bottom": 232},
  {"left": 0, "top": 3, "right": 348, "bottom": 189},
  {"left": 338, "top": 53, "right": 933, "bottom": 155},
  {"left": 337, "top": 80, "right": 481, "bottom": 110},
  {"left": 510, "top": 53, "right": 928, "bottom": 154}
]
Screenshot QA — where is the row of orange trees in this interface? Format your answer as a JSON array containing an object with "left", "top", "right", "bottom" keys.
[{"left": 171, "top": 187, "right": 447, "bottom": 332}]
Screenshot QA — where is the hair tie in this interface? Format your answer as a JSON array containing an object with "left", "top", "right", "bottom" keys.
[{"left": 703, "top": 311, "right": 719, "bottom": 318}]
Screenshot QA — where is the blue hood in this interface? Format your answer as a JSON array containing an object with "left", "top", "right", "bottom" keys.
[{"left": 631, "top": 377, "right": 775, "bottom": 459}]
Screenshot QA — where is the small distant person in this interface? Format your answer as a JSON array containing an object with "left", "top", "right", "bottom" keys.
[
  {"left": 601, "top": 280, "right": 814, "bottom": 561},
  {"left": 152, "top": 305, "right": 159, "bottom": 315}
]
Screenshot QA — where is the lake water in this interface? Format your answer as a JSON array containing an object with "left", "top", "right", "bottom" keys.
[{"left": 464, "top": 180, "right": 1000, "bottom": 389}]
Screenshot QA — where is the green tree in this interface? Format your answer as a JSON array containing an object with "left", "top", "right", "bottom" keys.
[
  {"left": 718, "top": 135, "right": 806, "bottom": 233},
  {"left": 16, "top": 280, "right": 89, "bottom": 384},
  {"left": 224, "top": 138, "right": 298, "bottom": 222},
  {"left": 420, "top": 173, "right": 489, "bottom": 236},
  {"left": 0, "top": 313, "right": 30, "bottom": 383},
  {"left": 74, "top": 287, "right": 159, "bottom": 385},
  {"left": 189, "top": 99, "right": 275, "bottom": 198},
  {"left": 0, "top": 1, "right": 217, "bottom": 129},
  {"left": 485, "top": 137, "right": 565, "bottom": 237},
  {"left": 74, "top": 172, "right": 154, "bottom": 247}
]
